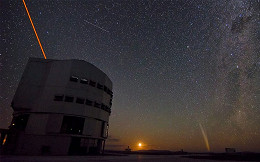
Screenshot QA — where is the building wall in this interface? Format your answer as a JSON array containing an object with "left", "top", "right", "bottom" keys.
[
  {"left": 6, "top": 58, "right": 113, "bottom": 155},
  {"left": 25, "top": 114, "right": 49, "bottom": 135},
  {"left": 15, "top": 134, "right": 71, "bottom": 155}
]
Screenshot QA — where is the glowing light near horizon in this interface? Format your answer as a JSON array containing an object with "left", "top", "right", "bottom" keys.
[
  {"left": 2, "top": 135, "right": 7, "bottom": 145},
  {"left": 138, "top": 143, "right": 142, "bottom": 147}
]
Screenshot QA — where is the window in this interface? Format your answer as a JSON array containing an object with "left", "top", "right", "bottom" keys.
[
  {"left": 101, "top": 122, "right": 109, "bottom": 138},
  {"left": 89, "top": 80, "right": 96, "bottom": 87},
  {"left": 11, "top": 114, "right": 29, "bottom": 131},
  {"left": 107, "top": 89, "right": 113, "bottom": 97},
  {"left": 54, "top": 95, "right": 64, "bottom": 101},
  {"left": 80, "top": 78, "right": 88, "bottom": 84},
  {"left": 105, "top": 105, "right": 110, "bottom": 112},
  {"left": 110, "top": 99, "right": 113, "bottom": 106},
  {"left": 94, "top": 102, "right": 101, "bottom": 108},
  {"left": 104, "top": 86, "right": 108, "bottom": 92},
  {"left": 106, "top": 124, "right": 109, "bottom": 137},
  {"left": 103, "top": 105, "right": 111, "bottom": 113},
  {"left": 60, "top": 116, "right": 84, "bottom": 135},
  {"left": 65, "top": 96, "right": 74, "bottom": 102},
  {"left": 85, "top": 99, "right": 93, "bottom": 106},
  {"left": 41, "top": 146, "right": 50, "bottom": 154},
  {"left": 70, "top": 76, "right": 78, "bottom": 82},
  {"left": 76, "top": 98, "right": 85, "bottom": 104},
  {"left": 101, "top": 104, "right": 105, "bottom": 110},
  {"left": 107, "top": 89, "right": 110, "bottom": 95},
  {"left": 97, "top": 83, "right": 103, "bottom": 89}
]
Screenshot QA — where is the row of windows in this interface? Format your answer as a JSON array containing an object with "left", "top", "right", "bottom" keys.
[
  {"left": 10, "top": 115, "right": 108, "bottom": 139},
  {"left": 61, "top": 116, "right": 108, "bottom": 139},
  {"left": 54, "top": 95, "right": 112, "bottom": 113},
  {"left": 70, "top": 76, "right": 113, "bottom": 97}
]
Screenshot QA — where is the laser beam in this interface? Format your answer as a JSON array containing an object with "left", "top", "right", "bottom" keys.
[{"left": 22, "top": 0, "right": 47, "bottom": 59}]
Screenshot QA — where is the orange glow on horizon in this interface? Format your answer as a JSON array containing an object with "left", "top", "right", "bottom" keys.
[{"left": 22, "top": 0, "right": 47, "bottom": 59}]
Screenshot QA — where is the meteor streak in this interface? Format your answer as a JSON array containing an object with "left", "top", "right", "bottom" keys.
[
  {"left": 84, "top": 20, "right": 109, "bottom": 33},
  {"left": 22, "top": 0, "right": 47, "bottom": 59},
  {"left": 199, "top": 123, "right": 210, "bottom": 151}
]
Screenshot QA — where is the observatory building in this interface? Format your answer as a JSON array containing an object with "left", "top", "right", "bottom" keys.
[{"left": 1, "top": 58, "right": 113, "bottom": 155}]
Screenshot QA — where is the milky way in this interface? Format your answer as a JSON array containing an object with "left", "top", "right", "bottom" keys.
[
  {"left": 212, "top": 0, "right": 260, "bottom": 150},
  {"left": 0, "top": 0, "right": 259, "bottom": 152}
]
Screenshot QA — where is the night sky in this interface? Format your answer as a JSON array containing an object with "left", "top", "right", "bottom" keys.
[{"left": 1, "top": 0, "right": 259, "bottom": 152}]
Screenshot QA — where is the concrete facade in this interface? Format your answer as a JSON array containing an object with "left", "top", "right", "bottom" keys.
[{"left": 2, "top": 58, "right": 113, "bottom": 155}]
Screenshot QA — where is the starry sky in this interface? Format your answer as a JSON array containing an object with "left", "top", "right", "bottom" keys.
[{"left": 1, "top": 0, "right": 259, "bottom": 152}]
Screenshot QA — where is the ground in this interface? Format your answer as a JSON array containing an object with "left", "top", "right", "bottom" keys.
[{"left": 0, "top": 154, "right": 253, "bottom": 162}]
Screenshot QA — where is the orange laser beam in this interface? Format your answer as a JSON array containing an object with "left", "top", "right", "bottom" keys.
[{"left": 22, "top": 0, "right": 47, "bottom": 59}]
